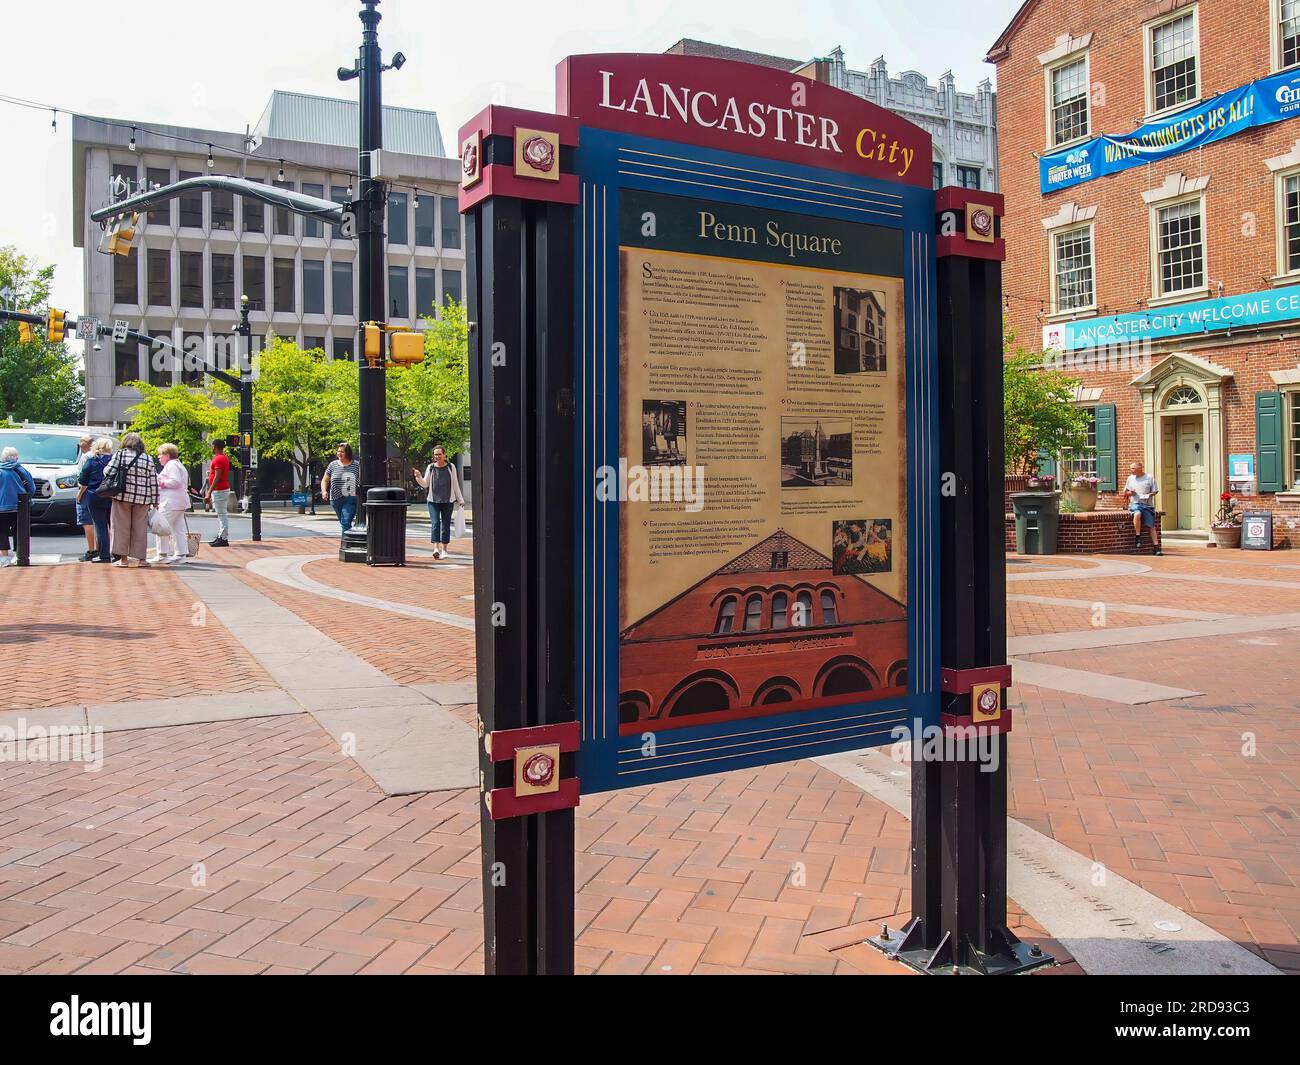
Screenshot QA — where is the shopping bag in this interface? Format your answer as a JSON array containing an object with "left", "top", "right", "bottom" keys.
[
  {"left": 452, "top": 508, "right": 466, "bottom": 541},
  {"left": 147, "top": 508, "right": 172, "bottom": 536}
]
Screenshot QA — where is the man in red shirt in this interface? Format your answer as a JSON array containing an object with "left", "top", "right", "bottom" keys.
[{"left": 204, "top": 440, "right": 232, "bottom": 547}]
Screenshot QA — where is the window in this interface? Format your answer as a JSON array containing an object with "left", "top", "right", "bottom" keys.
[
  {"left": 1052, "top": 225, "right": 1095, "bottom": 312},
  {"left": 182, "top": 331, "right": 206, "bottom": 384},
  {"left": 388, "top": 192, "right": 408, "bottom": 245},
  {"left": 302, "top": 183, "right": 324, "bottom": 237},
  {"left": 273, "top": 257, "right": 295, "bottom": 313},
  {"left": 441, "top": 196, "right": 461, "bottom": 249},
  {"left": 1155, "top": 199, "right": 1205, "bottom": 296},
  {"left": 443, "top": 268, "right": 462, "bottom": 307},
  {"left": 304, "top": 336, "right": 325, "bottom": 352},
  {"left": 331, "top": 186, "right": 348, "bottom": 239},
  {"left": 771, "top": 592, "right": 788, "bottom": 629},
  {"left": 1148, "top": 10, "right": 1198, "bottom": 114},
  {"left": 146, "top": 167, "right": 171, "bottom": 225},
  {"left": 1063, "top": 407, "right": 1098, "bottom": 479},
  {"left": 716, "top": 596, "right": 737, "bottom": 633},
  {"left": 332, "top": 260, "right": 353, "bottom": 316},
  {"left": 389, "top": 264, "right": 409, "bottom": 319},
  {"left": 113, "top": 247, "right": 138, "bottom": 304},
  {"left": 794, "top": 591, "right": 813, "bottom": 628},
  {"left": 180, "top": 252, "right": 203, "bottom": 308},
  {"left": 743, "top": 595, "right": 763, "bottom": 632},
  {"left": 1290, "top": 393, "right": 1300, "bottom": 487},
  {"left": 147, "top": 249, "right": 170, "bottom": 306},
  {"left": 303, "top": 259, "right": 325, "bottom": 315},
  {"left": 820, "top": 591, "right": 839, "bottom": 626},
  {"left": 415, "top": 267, "right": 436, "bottom": 317},
  {"left": 1280, "top": 171, "right": 1300, "bottom": 274},
  {"left": 178, "top": 170, "right": 202, "bottom": 228},
  {"left": 243, "top": 255, "right": 265, "bottom": 308},
  {"left": 274, "top": 180, "right": 295, "bottom": 236},
  {"left": 1282, "top": 0, "right": 1300, "bottom": 69},
  {"left": 932, "top": 161, "right": 943, "bottom": 189},
  {"left": 955, "top": 166, "right": 981, "bottom": 190},
  {"left": 771, "top": 550, "right": 789, "bottom": 569},
  {"left": 147, "top": 339, "right": 171, "bottom": 386},
  {"left": 211, "top": 188, "right": 234, "bottom": 231},
  {"left": 210, "top": 254, "right": 235, "bottom": 310},
  {"left": 1049, "top": 55, "right": 1089, "bottom": 146},
  {"left": 242, "top": 181, "right": 265, "bottom": 233},
  {"left": 333, "top": 337, "right": 354, "bottom": 362},
  {"left": 114, "top": 342, "right": 140, "bottom": 386},
  {"left": 415, "top": 195, "right": 435, "bottom": 246}
]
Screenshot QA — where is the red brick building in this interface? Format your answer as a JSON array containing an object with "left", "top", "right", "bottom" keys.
[
  {"left": 618, "top": 531, "right": 908, "bottom": 733},
  {"left": 988, "top": 0, "right": 1300, "bottom": 545}
]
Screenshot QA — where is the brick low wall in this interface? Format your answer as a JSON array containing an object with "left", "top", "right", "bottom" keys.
[{"left": 1005, "top": 507, "right": 1164, "bottom": 555}]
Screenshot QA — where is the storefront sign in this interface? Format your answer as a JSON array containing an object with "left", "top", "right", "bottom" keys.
[
  {"left": 1043, "top": 285, "right": 1300, "bottom": 352},
  {"left": 1228, "top": 454, "right": 1255, "bottom": 481},
  {"left": 1040, "top": 66, "right": 1300, "bottom": 194},
  {"left": 1242, "top": 510, "right": 1273, "bottom": 550}
]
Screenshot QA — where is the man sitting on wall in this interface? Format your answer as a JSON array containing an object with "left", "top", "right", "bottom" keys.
[{"left": 1123, "top": 460, "right": 1162, "bottom": 556}]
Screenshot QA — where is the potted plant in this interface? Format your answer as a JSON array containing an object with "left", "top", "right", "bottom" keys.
[
  {"left": 1211, "top": 491, "right": 1242, "bottom": 548},
  {"left": 1025, "top": 473, "right": 1057, "bottom": 491},
  {"left": 1064, "top": 474, "right": 1100, "bottom": 512}
]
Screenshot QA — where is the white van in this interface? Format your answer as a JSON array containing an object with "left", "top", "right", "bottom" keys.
[{"left": 0, "top": 424, "right": 117, "bottom": 527}]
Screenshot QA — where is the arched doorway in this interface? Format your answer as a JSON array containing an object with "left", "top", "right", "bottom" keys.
[
  {"left": 753, "top": 676, "right": 802, "bottom": 705},
  {"left": 661, "top": 670, "right": 739, "bottom": 720},
  {"left": 814, "top": 656, "right": 878, "bottom": 698}
]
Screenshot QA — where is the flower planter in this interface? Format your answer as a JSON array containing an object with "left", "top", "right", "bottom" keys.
[
  {"left": 1063, "top": 484, "right": 1098, "bottom": 512},
  {"left": 1211, "top": 525, "right": 1241, "bottom": 549}
]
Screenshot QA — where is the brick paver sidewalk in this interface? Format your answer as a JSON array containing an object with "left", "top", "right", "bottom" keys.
[{"left": 2, "top": 539, "right": 1295, "bottom": 974}]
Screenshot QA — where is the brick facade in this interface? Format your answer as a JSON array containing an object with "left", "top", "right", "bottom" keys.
[
  {"left": 989, "top": 0, "right": 1300, "bottom": 549},
  {"left": 1005, "top": 508, "right": 1165, "bottom": 553}
]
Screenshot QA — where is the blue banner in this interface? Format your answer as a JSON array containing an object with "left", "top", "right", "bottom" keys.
[
  {"left": 1043, "top": 285, "right": 1300, "bottom": 351},
  {"left": 1041, "top": 67, "right": 1300, "bottom": 194}
]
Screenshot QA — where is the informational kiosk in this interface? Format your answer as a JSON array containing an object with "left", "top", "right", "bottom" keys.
[{"left": 460, "top": 53, "right": 1043, "bottom": 976}]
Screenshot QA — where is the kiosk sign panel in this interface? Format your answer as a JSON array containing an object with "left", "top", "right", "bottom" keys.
[{"left": 556, "top": 55, "right": 940, "bottom": 792}]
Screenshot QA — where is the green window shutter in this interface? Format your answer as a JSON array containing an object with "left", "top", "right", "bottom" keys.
[
  {"left": 1257, "top": 390, "right": 1284, "bottom": 493},
  {"left": 1035, "top": 449, "right": 1057, "bottom": 478},
  {"left": 1094, "top": 404, "right": 1117, "bottom": 491}
]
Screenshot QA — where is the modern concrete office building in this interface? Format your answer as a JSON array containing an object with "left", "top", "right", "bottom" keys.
[{"left": 72, "top": 90, "right": 463, "bottom": 429}]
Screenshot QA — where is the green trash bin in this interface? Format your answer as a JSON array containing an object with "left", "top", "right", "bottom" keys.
[{"left": 1010, "top": 491, "right": 1060, "bottom": 555}]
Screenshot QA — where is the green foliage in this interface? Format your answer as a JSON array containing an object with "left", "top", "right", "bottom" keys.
[
  {"left": 209, "top": 336, "right": 355, "bottom": 488},
  {"left": 125, "top": 383, "right": 235, "bottom": 466},
  {"left": 0, "top": 246, "right": 84, "bottom": 424},
  {"left": 1003, "top": 328, "right": 1091, "bottom": 476}
]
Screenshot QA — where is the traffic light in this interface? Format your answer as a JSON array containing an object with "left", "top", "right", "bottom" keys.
[
  {"left": 362, "top": 322, "right": 382, "bottom": 366},
  {"left": 388, "top": 331, "right": 425, "bottom": 367},
  {"left": 47, "top": 308, "right": 66, "bottom": 343},
  {"left": 99, "top": 213, "right": 139, "bottom": 256},
  {"left": 17, "top": 313, "right": 33, "bottom": 344}
]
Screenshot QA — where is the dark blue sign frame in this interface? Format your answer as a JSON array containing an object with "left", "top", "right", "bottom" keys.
[{"left": 572, "top": 125, "right": 940, "bottom": 793}]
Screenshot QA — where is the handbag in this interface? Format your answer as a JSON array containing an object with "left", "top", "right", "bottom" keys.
[
  {"left": 186, "top": 532, "right": 202, "bottom": 557},
  {"left": 96, "top": 451, "right": 139, "bottom": 499},
  {"left": 147, "top": 508, "right": 172, "bottom": 536}
]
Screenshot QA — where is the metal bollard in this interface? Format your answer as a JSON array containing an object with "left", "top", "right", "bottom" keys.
[{"left": 15, "top": 493, "right": 31, "bottom": 568}]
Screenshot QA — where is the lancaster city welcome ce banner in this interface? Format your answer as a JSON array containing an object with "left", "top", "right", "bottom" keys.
[{"left": 1040, "top": 66, "right": 1300, "bottom": 194}]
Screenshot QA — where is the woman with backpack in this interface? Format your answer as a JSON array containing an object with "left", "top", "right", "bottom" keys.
[
  {"left": 100, "top": 431, "right": 159, "bottom": 568},
  {"left": 76, "top": 437, "right": 115, "bottom": 563}
]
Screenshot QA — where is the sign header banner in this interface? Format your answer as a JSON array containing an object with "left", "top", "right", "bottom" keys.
[
  {"left": 557, "top": 53, "right": 932, "bottom": 187},
  {"left": 1040, "top": 66, "right": 1300, "bottom": 194},
  {"left": 1043, "top": 284, "right": 1300, "bottom": 351}
]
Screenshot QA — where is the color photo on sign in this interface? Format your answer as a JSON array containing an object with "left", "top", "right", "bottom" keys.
[{"left": 617, "top": 188, "right": 908, "bottom": 734}]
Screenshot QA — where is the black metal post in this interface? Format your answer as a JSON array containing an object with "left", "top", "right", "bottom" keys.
[
  {"left": 15, "top": 493, "right": 31, "bottom": 567},
  {"left": 468, "top": 189, "right": 577, "bottom": 975},
  {"left": 353, "top": 0, "right": 388, "bottom": 514},
  {"left": 235, "top": 295, "right": 261, "bottom": 542}
]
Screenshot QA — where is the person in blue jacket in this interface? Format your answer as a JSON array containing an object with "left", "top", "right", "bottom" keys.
[
  {"left": 77, "top": 437, "right": 116, "bottom": 563},
  {"left": 0, "top": 446, "right": 37, "bottom": 568}
]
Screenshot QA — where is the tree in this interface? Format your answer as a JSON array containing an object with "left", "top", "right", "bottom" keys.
[
  {"left": 0, "top": 246, "right": 84, "bottom": 424},
  {"left": 1003, "top": 329, "right": 1091, "bottom": 476},
  {"left": 125, "top": 383, "right": 235, "bottom": 465},
  {"left": 208, "top": 336, "right": 354, "bottom": 491}
]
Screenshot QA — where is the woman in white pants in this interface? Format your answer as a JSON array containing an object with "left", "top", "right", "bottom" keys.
[{"left": 154, "top": 443, "right": 191, "bottom": 564}]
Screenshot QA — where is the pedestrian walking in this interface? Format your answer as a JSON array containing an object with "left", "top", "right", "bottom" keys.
[
  {"left": 412, "top": 445, "right": 464, "bottom": 560},
  {"left": 154, "top": 443, "right": 191, "bottom": 565},
  {"left": 205, "top": 439, "right": 233, "bottom": 547},
  {"left": 322, "top": 442, "right": 360, "bottom": 532},
  {"left": 1123, "top": 460, "right": 1163, "bottom": 556},
  {"left": 0, "top": 446, "right": 36, "bottom": 568},
  {"left": 102, "top": 431, "right": 159, "bottom": 568},
  {"left": 75, "top": 434, "right": 97, "bottom": 561},
  {"left": 77, "top": 437, "right": 115, "bottom": 563}
]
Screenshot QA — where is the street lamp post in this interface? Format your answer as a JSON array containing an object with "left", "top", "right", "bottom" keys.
[{"left": 236, "top": 294, "right": 261, "bottom": 542}]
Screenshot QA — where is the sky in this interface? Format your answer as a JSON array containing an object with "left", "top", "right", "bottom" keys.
[{"left": 0, "top": 0, "right": 1018, "bottom": 313}]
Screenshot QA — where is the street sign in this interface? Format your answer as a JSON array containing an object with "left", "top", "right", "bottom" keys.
[
  {"left": 112, "top": 319, "right": 129, "bottom": 344},
  {"left": 290, "top": 491, "right": 309, "bottom": 506},
  {"left": 75, "top": 316, "right": 98, "bottom": 341},
  {"left": 1242, "top": 510, "right": 1273, "bottom": 550}
]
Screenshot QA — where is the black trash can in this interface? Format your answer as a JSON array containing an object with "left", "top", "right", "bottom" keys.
[
  {"left": 1010, "top": 491, "right": 1060, "bottom": 555},
  {"left": 365, "top": 486, "right": 408, "bottom": 567}
]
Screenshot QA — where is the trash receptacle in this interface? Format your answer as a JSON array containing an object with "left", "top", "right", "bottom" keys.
[
  {"left": 1010, "top": 491, "right": 1060, "bottom": 555},
  {"left": 365, "top": 486, "right": 408, "bottom": 567}
]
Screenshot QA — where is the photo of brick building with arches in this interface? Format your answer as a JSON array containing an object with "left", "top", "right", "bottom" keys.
[{"left": 618, "top": 529, "right": 908, "bottom": 734}]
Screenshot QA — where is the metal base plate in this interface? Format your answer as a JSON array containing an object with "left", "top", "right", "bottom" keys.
[{"left": 866, "top": 919, "right": 1056, "bottom": 976}]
